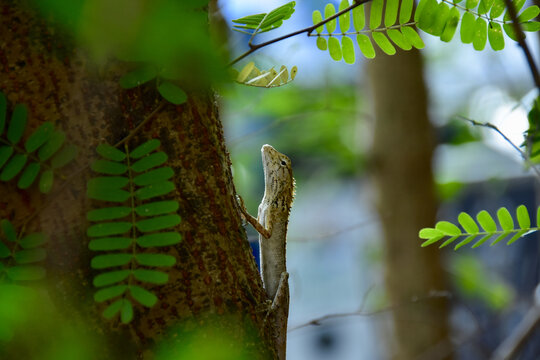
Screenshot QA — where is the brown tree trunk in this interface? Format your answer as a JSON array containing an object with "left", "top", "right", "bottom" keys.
[
  {"left": 0, "top": 1, "right": 279, "bottom": 358},
  {"left": 367, "top": 47, "right": 452, "bottom": 358}
]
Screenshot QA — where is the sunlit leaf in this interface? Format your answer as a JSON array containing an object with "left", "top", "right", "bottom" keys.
[
  {"left": 328, "top": 37, "right": 342, "bottom": 61},
  {"left": 400, "top": 0, "right": 414, "bottom": 23},
  {"left": 357, "top": 34, "right": 375, "bottom": 58},
  {"left": 312, "top": 10, "right": 324, "bottom": 34},
  {"left": 339, "top": 0, "right": 351, "bottom": 32},
  {"left": 516, "top": 205, "right": 530, "bottom": 229},
  {"left": 477, "top": 210, "right": 497, "bottom": 232},
  {"left": 387, "top": 29, "right": 412, "bottom": 50},
  {"left": 460, "top": 12, "right": 476, "bottom": 44},
  {"left": 341, "top": 36, "right": 355, "bottom": 64},
  {"left": 497, "top": 207, "right": 514, "bottom": 231},
  {"left": 401, "top": 27, "right": 425, "bottom": 49},
  {"left": 440, "top": 7, "right": 460, "bottom": 42},
  {"left": 385, "top": 0, "right": 399, "bottom": 27},
  {"left": 372, "top": 32, "right": 396, "bottom": 55},
  {"left": 325, "top": 3, "right": 337, "bottom": 33},
  {"left": 352, "top": 3, "right": 365, "bottom": 31},
  {"left": 435, "top": 221, "right": 461, "bottom": 236},
  {"left": 316, "top": 36, "right": 327, "bottom": 50},
  {"left": 473, "top": 18, "right": 487, "bottom": 51},
  {"left": 370, "top": 0, "right": 383, "bottom": 29},
  {"left": 478, "top": 0, "right": 495, "bottom": 14}
]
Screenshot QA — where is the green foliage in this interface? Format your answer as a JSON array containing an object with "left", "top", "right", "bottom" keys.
[
  {"left": 524, "top": 96, "right": 540, "bottom": 163},
  {"left": 311, "top": 0, "right": 424, "bottom": 62},
  {"left": 0, "top": 219, "right": 47, "bottom": 283},
  {"left": 232, "top": 1, "right": 296, "bottom": 36},
  {"left": 0, "top": 92, "right": 77, "bottom": 193},
  {"left": 119, "top": 63, "right": 188, "bottom": 105},
  {"left": 311, "top": 0, "right": 539, "bottom": 62},
  {"left": 416, "top": 0, "right": 540, "bottom": 49},
  {"left": 419, "top": 205, "right": 538, "bottom": 249},
  {"left": 233, "top": 62, "right": 298, "bottom": 88},
  {"left": 87, "top": 139, "right": 181, "bottom": 324}
]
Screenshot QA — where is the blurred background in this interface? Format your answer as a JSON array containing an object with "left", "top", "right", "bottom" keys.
[{"left": 221, "top": 0, "right": 540, "bottom": 359}]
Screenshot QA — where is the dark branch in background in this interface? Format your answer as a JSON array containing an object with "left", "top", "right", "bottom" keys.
[
  {"left": 458, "top": 116, "right": 540, "bottom": 180},
  {"left": 228, "top": 0, "right": 372, "bottom": 66},
  {"left": 502, "top": 0, "right": 540, "bottom": 92}
]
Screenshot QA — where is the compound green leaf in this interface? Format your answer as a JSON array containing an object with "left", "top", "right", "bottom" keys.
[
  {"left": 158, "top": 81, "right": 187, "bottom": 105},
  {"left": 316, "top": 37, "right": 327, "bottom": 50},
  {"left": 38, "top": 170, "right": 53, "bottom": 193},
  {"left": 435, "top": 221, "right": 461, "bottom": 236},
  {"left": 421, "top": 235, "right": 444, "bottom": 247},
  {"left": 131, "top": 152, "right": 167, "bottom": 172},
  {"left": 91, "top": 254, "right": 132, "bottom": 269},
  {"left": 328, "top": 37, "right": 342, "bottom": 61},
  {"left": 440, "top": 7, "right": 460, "bottom": 42},
  {"left": 415, "top": 0, "right": 429, "bottom": 22},
  {"left": 129, "top": 285, "right": 157, "bottom": 307},
  {"left": 136, "top": 214, "right": 181, "bottom": 232},
  {"left": 0, "top": 146, "right": 13, "bottom": 169},
  {"left": 488, "top": 22, "right": 505, "bottom": 50},
  {"left": 370, "top": 0, "right": 383, "bottom": 29},
  {"left": 91, "top": 160, "right": 128, "bottom": 175},
  {"left": 94, "top": 284, "right": 128, "bottom": 302},
  {"left": 503, "top": 24, "right": 518, "bottom": 41},
  {"left": 87, "top": 222, "right": 132, "bottom": 237},
  {"left": 339, "top": 0, "right": 351, "bottom": 32},
  {"left": 312, "top": 10, "right": 324, "bottom": 33},
  {"left": 473, "top": 17, "right": 488, "bottom": 50},
  {"left": 537, "top": 205, "right": 540, "bottom": 227},
  {"left": 387, "top": 29, "right": 412, "bottom": 50},
  {"left": 466, "top": 0, "right": 480, "bottom": 9},
  {"left": 103, "top": 299, "right": 123, "bottom": 319},
  {"left": 490, "top": 0, "right": 505, "bottom": 17},
  {"left": 135, "top": 201, "right": 179, "bottom": 217},
  {"left": 507, "top": 229, "right": 528, "bottom": 244},
  {"left": 0, "top": 92, "right": 5, "bottom": 134},
  {"left": 93, "top": 270, "right": 131, "bottom": 287},
  {"left": 478, "top": 0, "right": 495, "bottom": 14},
  {"left": 87, "top": 187, "right": 130, "bottom": 202},
  {"left": 372, "top": 32, "right": 396, "bottom": 55},
  {"left": 119, "top": 64, "right": 158, "bottom": 89},
  {"left": 489, "top": 231, "right": 509, "bottom": 245},
  {"left": 6, "top": 265, "right": 45, "bottom": 281},
  {"left": 0, "top": 154, "right": 27, "bottom": 181},
  {"left": 7, "top": 104, "right": 27, "bottom": 144},
  {"left": 401, "top": 27, "right": 425, "bottom": 49},
  {"left": 133, "top": 269, "right": 169, "bottom": 284},
  {"left": 440, "top": 235, "right": 462, "bottom": 248},
  {"left": 96, "top": 144, "right": 126, "bottom": 162},
  {"left": 120, "top": 300, "right": 133, "bottom": 323},
  {"left": 24, "top": 122, "right": 54, "bottom": 153},
  {"left": 518, "top": 6, "right": 540, "bottom": 22},
  {"left": 87, "top": 207, "right": 131, "bottom": 221},
  {"left": 400, "top": 0, "right": 414, "bottom": 23},
  {"left": 17, "top": 162, "right": 40, "bottom": 189},
  {"left": 325, "top": 3, "right": 337, "bottom": 33},
  {"left": 516, "top": 205, "right": 530, "bottom": 229},
  {"left": 133, "top": 167, "right": 174, "bottom": 186},
  {"left": 477, "top": 210, "right": 497, "bottom": 232},
  {"left": 88, "top": 237, "right": 132, "bottom": 251},
  {"left": 50, "top": 144, "right": 78, "bottom": 169},
  {"left": 504, "top": 0, "right": 526, "bottom": 21},
  {"left": 135, "top": 253, "right": 176, "bottom": 267},
  {"left": 19, "top": 233, "right": 46, "bottom": 249},
  {"left": 418, "top": 228, "right": 444, "bottom": 239},
  {"left": 432, "top": 3, "right": 451, "bottom": 36},
  {"left": 458, "top": 212, "right": 479, "bottom": 233},
  {"left": 0, "top": 241, "right": 9, "bottom": 258},
  {"left": 352, "top": 4, "right": 365, "bottom": 31},
  {"left": 342, "top": 36, "right": 355, "bottom": 64},
  {"left": 497, "top": 207, "right": 514, "bottom": 230},
  {"left": 137, "top": 232, "right": 181, "bottom": 248},
  {"left": 130, "top": 139, "right": 160, "bottom": 159},
  {"left": 357, "top": 34, "right": 375, "bottom": 58},
  {"left": 88, "top": 176, "right": 129, "bottom": 190},
  {"left": 460, "top": 12, "right": 476, "bottom": 44},
  {"left": 38, "top": 131, "right": 65, "bottom": 161},
  {"left": 1, "top": 219, "right": 16, "bottom": 242},
  {"left": 135, "top": 181, "right": 175, "bottom": 200},
  {"left": 14, "top": 248, "right": 46, "bottom": 264},
  {"left": 385, "top": 0, "right": 399, "bottom": 27}
]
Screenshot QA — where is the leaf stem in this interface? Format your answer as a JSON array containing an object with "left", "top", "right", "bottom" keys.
[{"left": 228, "top": 0, "right": 372, "bottom": 66}]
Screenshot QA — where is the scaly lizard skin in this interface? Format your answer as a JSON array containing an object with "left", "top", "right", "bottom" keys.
[{"left": 239, "top": 144, "right": 294, "bottom": 360}]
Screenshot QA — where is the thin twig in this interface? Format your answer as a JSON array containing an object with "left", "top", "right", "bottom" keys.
[
  {"left": 457, "top": 115, "right": 540, "bottom": 180},
  {"left": 502, "top": 0, "right": 540, "bottom": 92},
  {"left": 114, "top": 100, "right": 166, "bottom": 148},
  {"left": 228, "top": 0, "right": 371, "bottom": 67}
]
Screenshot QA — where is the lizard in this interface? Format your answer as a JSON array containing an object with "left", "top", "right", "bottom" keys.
[{"left": 238, "top": 144, "right": 295, "bottom": 360}]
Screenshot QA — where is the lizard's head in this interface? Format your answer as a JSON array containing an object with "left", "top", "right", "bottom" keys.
[{"left": 261, "top": 144, "right": 294, "bottom": 209}]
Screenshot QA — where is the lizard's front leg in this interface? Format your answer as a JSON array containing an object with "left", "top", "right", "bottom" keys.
[{"left": 236, "top": 195, "right": 272, "bottom": 239}]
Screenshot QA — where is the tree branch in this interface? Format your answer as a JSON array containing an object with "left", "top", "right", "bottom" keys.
[
  {"left": 502, "top": 0, "right": 540, "bottom": 92},
  {"left": 228, "top": 0, "right": 372, "bottom": 67}
]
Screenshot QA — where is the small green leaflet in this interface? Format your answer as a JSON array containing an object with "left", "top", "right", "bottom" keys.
[{"left": 232, "top": 1, "right": 296, "bottom": 35}]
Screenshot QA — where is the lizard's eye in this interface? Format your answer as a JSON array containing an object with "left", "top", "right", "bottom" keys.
[{"left": 280, "top": 160, "right": 286, "bottom": 166}]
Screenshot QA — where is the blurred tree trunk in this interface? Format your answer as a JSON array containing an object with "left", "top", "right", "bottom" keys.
[
  {"left": 367, "top": 47, "right": 452, "bottom": 358},
  {"left": 0, "top": 1, "right": 279, "bottom": 359}
]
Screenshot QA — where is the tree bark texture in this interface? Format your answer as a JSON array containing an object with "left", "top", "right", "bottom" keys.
[
  {"left": 367, "top": 47, "right": 452, "bottom": 359},
  {"left": 0, "top": 1, "right": 278, "bottom": 358}
]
